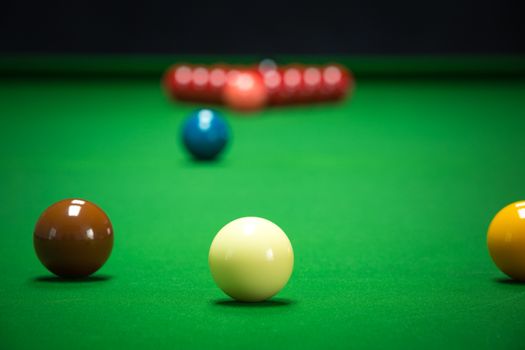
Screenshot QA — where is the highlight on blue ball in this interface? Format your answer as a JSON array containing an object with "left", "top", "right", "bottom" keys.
[{"left": 182, "top": 109, "right": 230, "bottom": 160}]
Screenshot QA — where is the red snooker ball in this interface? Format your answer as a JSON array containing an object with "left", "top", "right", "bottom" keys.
[
  {"left": 302, "top": 66, "right": 322, "bottom": 101},
  {"left": 222, "top": 70, "right": 268, "bottom": 112},
  {"left": 208, "top": 65, "right": 228, "bottom": 103},
  {"left": 321, "top": 64, "right": 351, "bottom": 101},
  {"left": 262, "top": 69, "right": 284, "bottom": 105},
  {"left": 163, "top": 64, "right": 193, "bottom": 101},
  {"left": 282, "top": 66, "right": 303, "bottom": 103}
]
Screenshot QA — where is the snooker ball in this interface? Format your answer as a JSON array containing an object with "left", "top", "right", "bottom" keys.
[
  {"left": 34, "top": 199, "right": 114, "bottom": 278},
  {"left": 487, "top": 200, "right": 525, "bottom": 281},
  {"left": 209, "top": 217, "right": 294, "bottom": 302},
  {"left": 222, "top": 70, "right": 268, "bottom": 112},
  {"left": 182, "top": 109, "right": 229, "bottom": 160},
  {"left": 258, "top": 58, "right": 277, "bottom": 74}
]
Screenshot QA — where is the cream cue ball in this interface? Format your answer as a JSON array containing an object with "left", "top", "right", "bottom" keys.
[{"left": 209, "top": 217, "right": 294, "bottom": 302}]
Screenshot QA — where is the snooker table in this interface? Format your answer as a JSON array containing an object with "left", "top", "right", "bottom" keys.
[{"left": 1, "top": 56, "right": 525, "bottom": 349}]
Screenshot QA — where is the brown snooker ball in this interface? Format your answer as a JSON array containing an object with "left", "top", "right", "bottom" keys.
[{"left": 34, "top": 199, "right": 114, "bottom": 278}]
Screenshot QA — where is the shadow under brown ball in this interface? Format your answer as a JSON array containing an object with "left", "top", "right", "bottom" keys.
[{"left": 34, "top": 199, "right": 113, "bottom": 278}]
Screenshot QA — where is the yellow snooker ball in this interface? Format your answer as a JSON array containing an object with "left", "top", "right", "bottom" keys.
[
  {"left": 209, "top": 217, "right": 294, "bottom": 302},
  {"left": 487, "top": 200, "right": 525, "bottom": 281}
]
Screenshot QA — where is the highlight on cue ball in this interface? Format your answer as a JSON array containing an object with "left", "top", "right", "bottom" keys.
[
  {"left": 208, "top": 217, "right": 294, "bottom": 302},
  {"left": 487, "top": 200, "right": 525, "bottom": 281}
]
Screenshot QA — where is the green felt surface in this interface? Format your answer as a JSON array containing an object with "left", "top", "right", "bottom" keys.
[{"left": 1, "top": 73, "right": 525, "bottom": 349}]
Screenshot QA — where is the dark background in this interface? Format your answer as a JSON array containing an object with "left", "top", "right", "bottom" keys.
[{"left": 1, "top": 0, "right": 524, "bottom": 55}]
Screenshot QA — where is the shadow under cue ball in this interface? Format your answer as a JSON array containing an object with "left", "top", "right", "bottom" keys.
[
  {"left": 487, "top": 200, "right": 525, "bottom": 281},
  {"left": 182, "top": 109, "right": 229, "bottom": 160},
  {"left": 209, "top": 217, "right": 294, "bottom": 302},
  {"left": 34, "top": 198, "right": 114, "bottom": 278}
]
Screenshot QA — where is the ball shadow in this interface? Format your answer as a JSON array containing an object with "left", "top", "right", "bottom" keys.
[
  {"left": 494, "top": 277, "right": 525, "bottom": 285},
  {"left": 32, "top": 275, "right": 112, "bottom": 283},
  {"left": 212, "top": 298, "right": 295, "bottom": 308},
  {"left": 181, "top": 157, "right": 229, "bottom": 167},
  {"left": 190, "top": 157, "right": 223, "bottom": 163}
]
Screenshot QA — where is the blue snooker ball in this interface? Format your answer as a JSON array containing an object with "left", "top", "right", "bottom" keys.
[{"left": 182, "top": 109, "right": 229, "bottom": 160}]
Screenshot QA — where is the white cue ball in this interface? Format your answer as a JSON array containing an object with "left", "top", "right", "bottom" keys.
[{"left": 209, "top": 217, "right": 294, "bottom": 302}]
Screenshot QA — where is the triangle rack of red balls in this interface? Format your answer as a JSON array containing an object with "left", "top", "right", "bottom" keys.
[{"left": 163, "top": 62, "right": 354, "bottom": 109}]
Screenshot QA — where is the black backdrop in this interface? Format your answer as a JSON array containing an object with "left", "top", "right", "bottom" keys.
[{"left": 1, "top": 0, "right": 524, "bottom": 55}]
